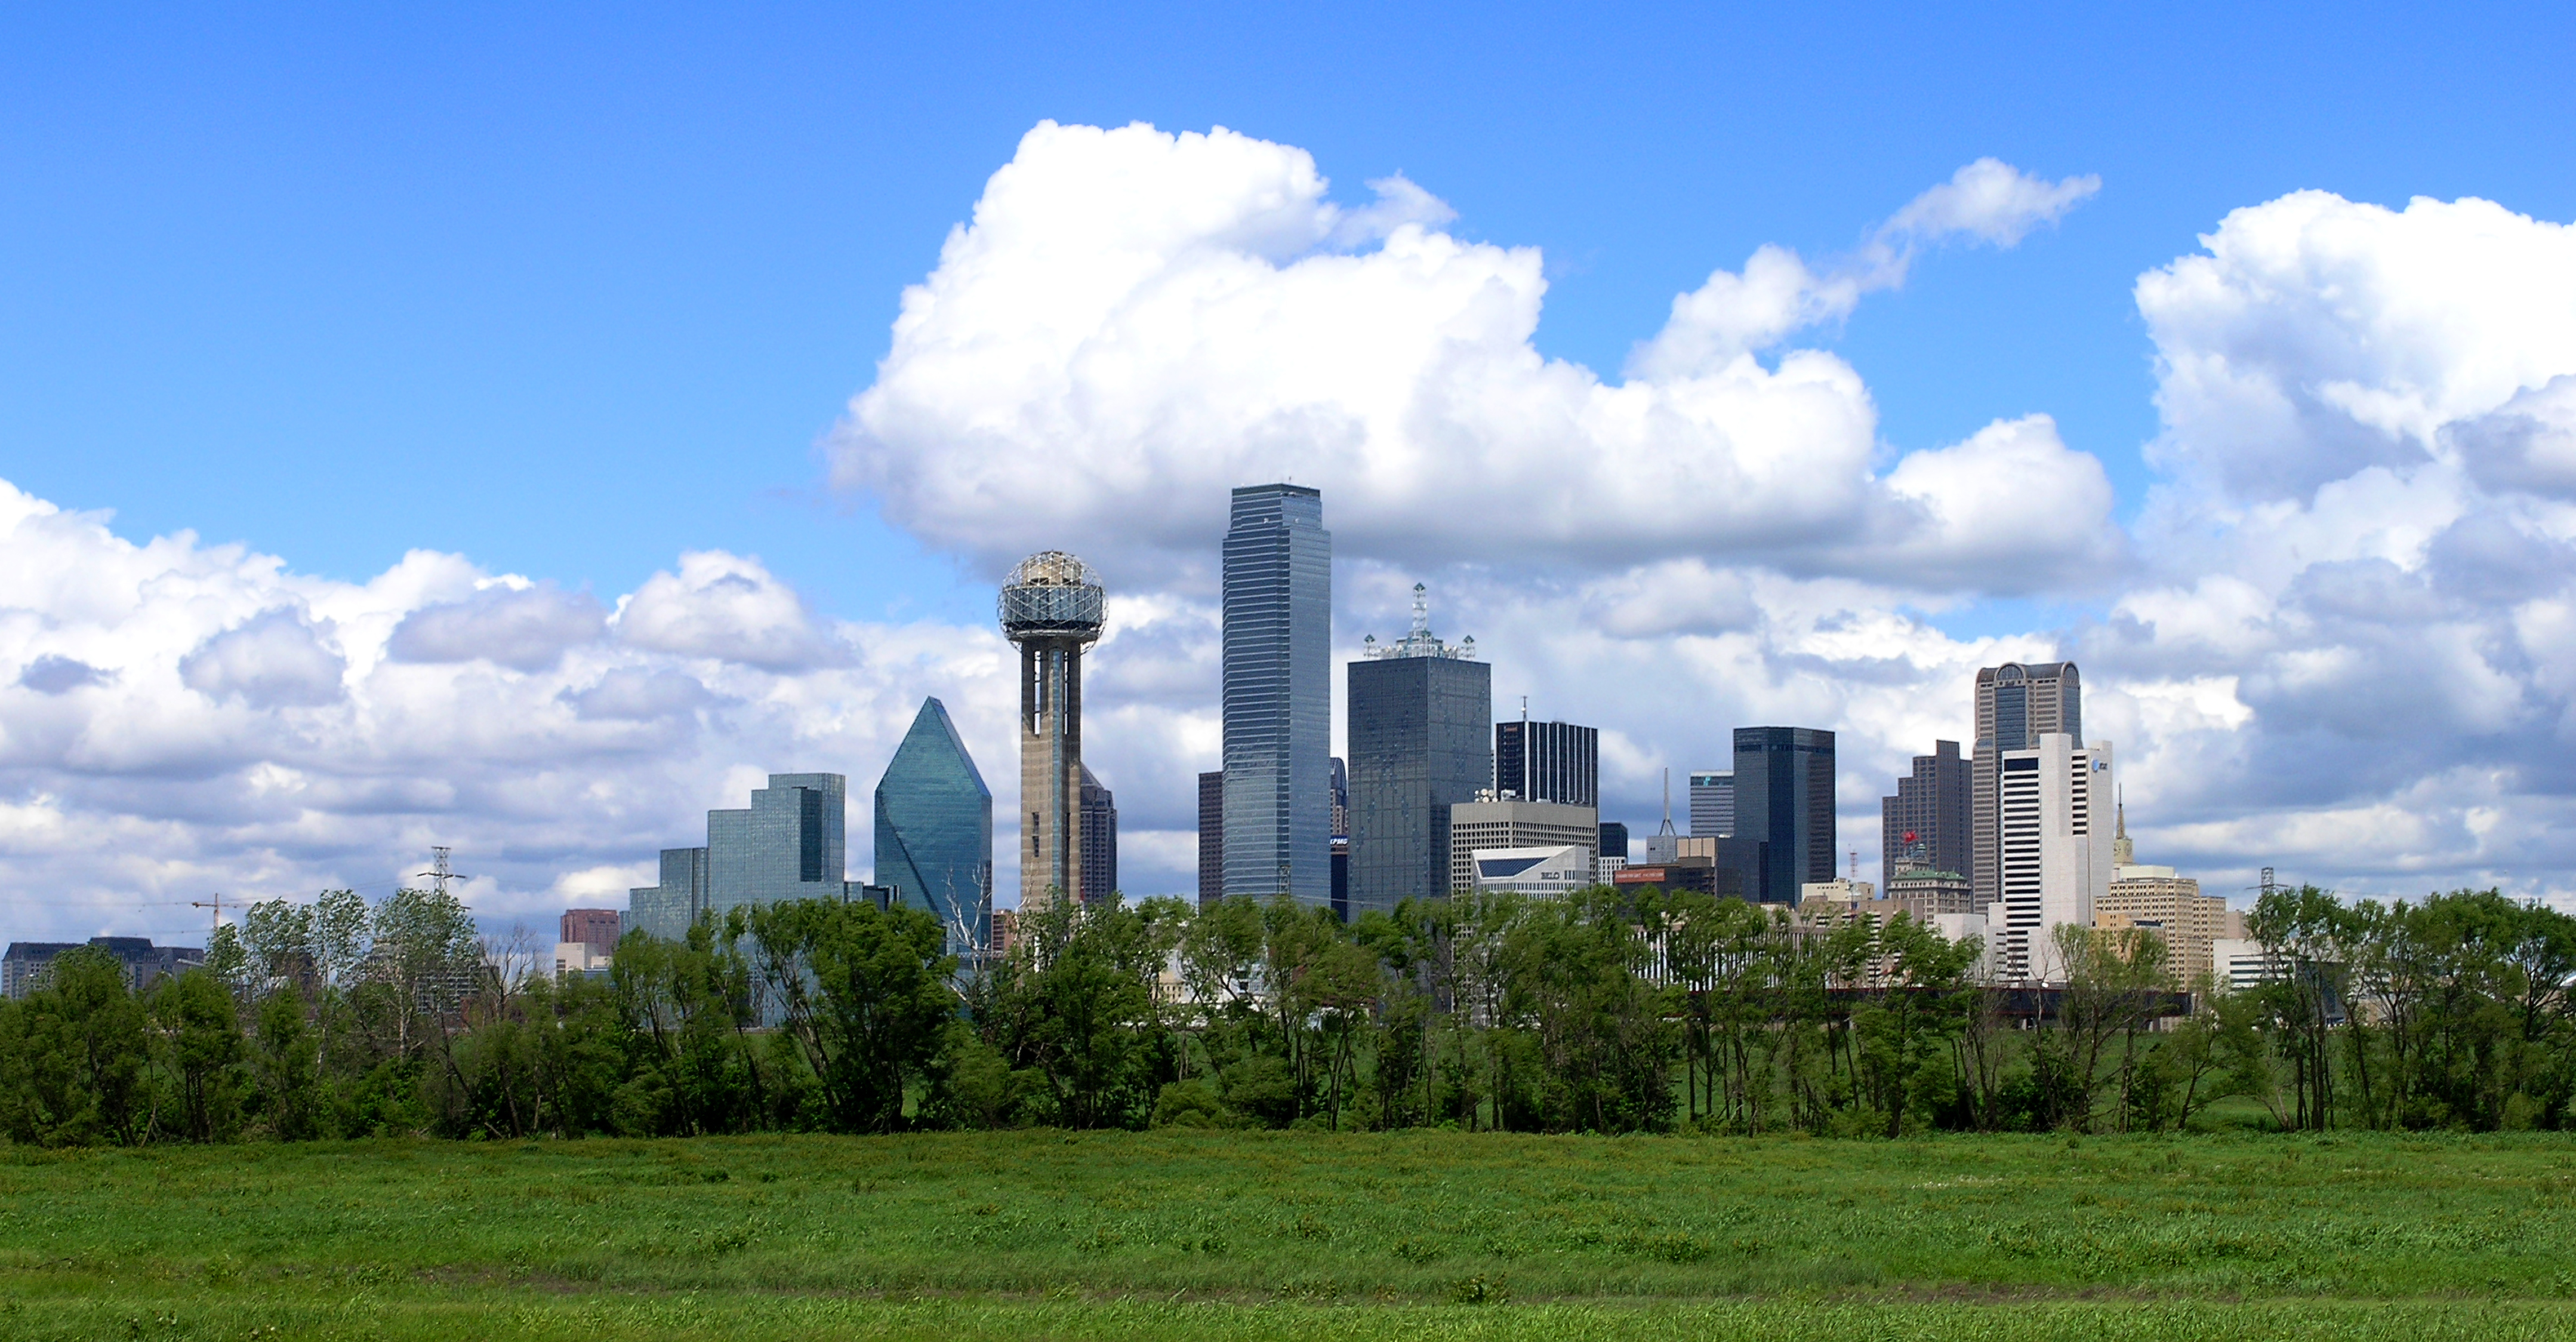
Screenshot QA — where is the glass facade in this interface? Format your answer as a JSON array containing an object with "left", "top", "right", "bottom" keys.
[
  {"left": 1689, "top": 771, "right": 1734, "bottom": 838},
  {"left": 1078, "top": 763, "right": 1117, "bottom": 904},
  {"left": 1882, "top": 739, "right": 1971, "bottom": 881},
  {"left": 1495, "top": 719, "right": 1598, "bottom": 807},
  {"left": 1221, "top": 484, "right": 1332, "bottom": 904},
  {"left": 628, "top": 846, "right": 709, "bottom": 940},
  {"left": 874, "top": 697, "right": 994, "bottom": 954},
  {"left": 1731, "top": 727, "right": 1835, "bottom": 904},
  {"left": 1348, "top": 653, "right": 1492, "bottom": 914}
]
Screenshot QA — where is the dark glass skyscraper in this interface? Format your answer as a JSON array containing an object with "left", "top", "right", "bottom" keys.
[
  {"left": 1731, "top": 727, "right": 1835, "bottom": 904},
  {"left": 1078, "top": 764, "right": 1117, "bottom": 904},
  {"left": 1495, "top": 718, "right": 1597, "bottom": 807},
  {"left": 1222, "top": 484, "right": 1331, "bottom": 904},
  {"left": 1348, "top": 589, "right": 1490, "bottom": 914},
  {"left": 1196, "top": 770, "right": 1224, "bottom": 908},
  {"left": 874, "top": 698, "right": 994, "bottom": 953},
  {"left": 1882, "top": 740, "right": 1970, "bottom": 882}
]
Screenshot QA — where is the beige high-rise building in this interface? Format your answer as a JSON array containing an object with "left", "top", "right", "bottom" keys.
[
  {"left": 1973, "top": 661, "right": 2080, "bottom": 909},
  {"left": 1450, "top": 796, "right": 1597, "bottom": 895},
  {"left": 2093, "top": 798, "right": 2243, "bottom": 985},
  {"left": 998, "top": 552, "right": 1105, "bottom": 914}
]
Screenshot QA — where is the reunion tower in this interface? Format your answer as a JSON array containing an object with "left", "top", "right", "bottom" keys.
[{"left": 998, "top": 551, "right": 1105, "bottom": 913}]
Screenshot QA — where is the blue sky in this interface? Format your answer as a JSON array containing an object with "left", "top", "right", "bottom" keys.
[
  {"left": 6, "top": 2, "right": 2576, "bottom": 934},
  {"left": 7, "top": 2, "right": 2566, "bottom": 630}
]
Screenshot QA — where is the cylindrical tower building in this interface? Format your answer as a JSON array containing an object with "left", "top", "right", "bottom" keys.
[{"left": 997, "top": 552, "right": 1105, "bottom": 913}]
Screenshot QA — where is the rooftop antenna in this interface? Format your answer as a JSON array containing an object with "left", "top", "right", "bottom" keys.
[
  {"left": 1850, "top": 851, "right": 1859, "bottom": 882},
  {"left": 1659, "top": 768, "right": 1675, "bottom": 835}
]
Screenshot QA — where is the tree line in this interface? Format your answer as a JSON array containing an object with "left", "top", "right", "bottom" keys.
[{"left": 0, "top": 882, "right": 2569, "bottom": 1144}]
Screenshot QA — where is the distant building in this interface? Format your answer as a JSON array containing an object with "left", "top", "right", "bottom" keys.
[
  {"left": 1329, "top": 757, "right": 1349, "bottom": 839},
  {"left": 2, "top": 936, "right": 203, "bottom": 999},
  {"left": 1884, "top": 867, "right": 1977, "bottom": 923},
  {"left": 1992, "top": 732, "right": 2112, "bottom": 982},
  {"left": 628, "top": 773, "right": 857, "bottom": 940},
  {"left": 1733, "top": 727, "right": 1835, "bottom": 904},
  {"left": 876, "top": 696, "right": 996, "bottom": 954},
  {"left": 1222, "top": 484, "right": 1333, "bottom": 908},
  {"left": 560, "top": 909, "right": 620, "bottom": 957},
  {"left": 991, "top": 909, "right": 1021, "bottom": 962},
  {"left": 1689, "top": 771, "right": 1734, "bottom": 838},
  {"left": 1495, "top": 718, "right": 1597, "bottom": 807},
  {"left": 1348, "top": 585, "right": 1489, "bottom": 915},
  {"left": 1597, "top": 821, "right": 1629, "bottom": 863},
  {"left": 1882, "top": 740, "right": 1970, "bottom": 883},
  {"left": 1449, "top": 797, "right": 1598, "bottom": 895},
  {"left": 1675, "top": 833, "right": 1768, "bottom": 900},
  {"left": 2096, "top": 799, "right": 2240, "bottom": 986},
  {"left": 1799, "top": 878, "right": 1876, "bottom": 904},
  {"left": 1612, "top": 858, "right": 1730, "bottom": 898},
  {"left": 1468, "top": 844, "right": 1593, "bottom": 897},
  {"left": 1078, "top": 764, "right": 1117, "bottom": 904},
  {"left": 628, "top": 847, "right": 710, "bottom": 940},
  {"left": 1974, "top": 662, "right": 2081, "bottom": 909},
  {"left": 1197, "top": 770, "right": 1224, "bottom": 908}
]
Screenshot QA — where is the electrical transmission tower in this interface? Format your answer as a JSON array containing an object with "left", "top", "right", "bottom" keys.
[{"left": 418, "top": 847, "right": 471, "bottom": 900}]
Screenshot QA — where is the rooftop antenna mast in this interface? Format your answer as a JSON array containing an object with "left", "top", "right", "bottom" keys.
[{"left": 1659, "top": 768, "right": 1675, "bottom": 835}]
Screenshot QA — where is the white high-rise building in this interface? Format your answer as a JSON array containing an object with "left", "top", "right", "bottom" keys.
[{"left": 1987, "top": 732, "right": 2112, "bottom": 982}]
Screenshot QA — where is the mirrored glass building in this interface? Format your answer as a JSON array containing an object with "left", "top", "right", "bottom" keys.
[{"left": 875, "top": 696, "right": 994, "bottom": 953}]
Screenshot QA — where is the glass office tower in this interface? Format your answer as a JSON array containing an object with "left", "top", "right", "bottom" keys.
[
  {"left": 1495, "top": 718, "right": 1598, "bottom": 807},
  {"left": 1078, "top": 764, "right": 1117, "bottom": 904},
  {"left": 874, "top": 696, "right": 994, "bottom": 954},
  {"left": 708, "top": 773, "right": 847, "bottom": 915},
  {"left": 1221, "top": 484, "right": 1332, "bottom": 904},
  {"left": 1730, "top": 727, "right": 1835, "bottom": 904},
  {"left": 1348, "top": 587, "right": 1490, "bottom": 915}
]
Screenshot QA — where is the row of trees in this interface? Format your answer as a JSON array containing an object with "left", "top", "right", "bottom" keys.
[{"left": 1, "top": 882, "right": 2569, "bottom": 1144}]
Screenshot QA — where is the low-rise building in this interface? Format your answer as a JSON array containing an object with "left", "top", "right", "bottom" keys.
[
  {"left": 1468, "top": 844, "right": 1593, "bottom": 898},
  {"left": 2, "top": 936, "right": 204, "bottom": 999}
]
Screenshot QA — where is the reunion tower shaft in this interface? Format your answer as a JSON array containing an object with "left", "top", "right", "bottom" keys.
[{"left": 997, "top": 552, "right": 1105, "bottom": 913}]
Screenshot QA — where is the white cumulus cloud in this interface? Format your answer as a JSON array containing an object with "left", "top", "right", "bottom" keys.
[{"left": 833, "top": 122, "right": 2113, "bottom": 593}]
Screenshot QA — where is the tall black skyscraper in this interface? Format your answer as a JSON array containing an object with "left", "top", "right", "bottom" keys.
[
  {"left": 1195, "top": 771, "right": 1224, "bottom": 909},
  {"left": 1348, "top": 586, "right": 1490, "bottom": 915},
  {"left": 1732, "top": 727, "right": 1835, "bottom": 904},
  {"left": 1495, "top": 718, "right": 1598, "bottom": 807},
  {"left": 1222, "top": 485, "right": 1331, "bottom": 904},
  {"left": 1077, "top": 764, "right": 1117, "bottom": 904},
  {"left": 1881, "top": 740, "right": 1970, "bottom": 882}
]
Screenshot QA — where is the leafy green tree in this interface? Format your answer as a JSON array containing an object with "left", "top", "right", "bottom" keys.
[
  {"left": 148, "top": 970, "right": 244, "bottom": 1142},
  {"left": 1850, "top": 913, "right": 1978, "bottom": 1137},
  {"left": 0, "top": 947, "right": 149, "bottom": 1144},
  {"left": 750, "top": 896, "right": 957, "bottom": 1133},
  {"left": 248, "top": 986, "right": 322, "bottom": 1139}
]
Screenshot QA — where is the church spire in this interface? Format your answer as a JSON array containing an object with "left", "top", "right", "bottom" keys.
[{"left": 2112, "top": 788, "right": 2134, "bottom": 868}]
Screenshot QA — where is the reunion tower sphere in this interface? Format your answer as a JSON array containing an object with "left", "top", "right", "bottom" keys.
[{"left": 997, "top": 550, "right": 1106, "bottom": 644}]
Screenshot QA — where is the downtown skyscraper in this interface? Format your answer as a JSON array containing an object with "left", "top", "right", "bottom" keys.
[
  {"left": 874, "top": 696, "right": 993, "bottom": 954},
  {"left": 1973, "top": 661, "right": 2081, "bottom": 908},
  {"left": 1221, "top": 484, "right": 1332, "bottom": 905}
]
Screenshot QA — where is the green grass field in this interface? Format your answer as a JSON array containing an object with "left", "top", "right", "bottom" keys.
[{"left": 6, "top": 1130, "right": 2576, "bottom": 1340}]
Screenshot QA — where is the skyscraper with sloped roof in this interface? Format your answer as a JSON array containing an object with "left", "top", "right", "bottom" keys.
[{"left": 874, "top": 696, "right": 993, "bottom": 954}]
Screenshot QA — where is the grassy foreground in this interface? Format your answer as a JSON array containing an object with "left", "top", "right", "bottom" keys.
[{"left": 4, "top": 1130, "right": 2574, "bottom": 1339}]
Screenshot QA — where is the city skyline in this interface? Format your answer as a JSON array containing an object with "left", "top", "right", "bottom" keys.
[{"left": 4, "top": 8, "right": 2574, "bottom": 940}]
